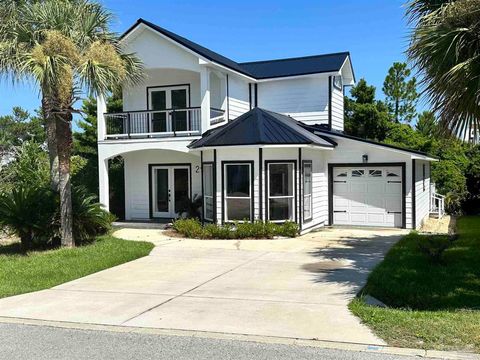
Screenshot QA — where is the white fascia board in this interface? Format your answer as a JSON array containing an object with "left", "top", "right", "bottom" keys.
[
  {"left": 189, "top": 144, "right": 334, "bottom": 152},
  {"left": 339, "top": 56, "right": 355, "bottom": 85},
  {"left": 254, "top": 71, "right": 340, "bottom": 83},
  {"left": 317, "top": 132, "right": 437, "bottom": 161}
]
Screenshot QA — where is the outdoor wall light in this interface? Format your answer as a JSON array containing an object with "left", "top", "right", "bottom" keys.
[{"left": 362, "top": 154, "right": 369, "bottom": 163}]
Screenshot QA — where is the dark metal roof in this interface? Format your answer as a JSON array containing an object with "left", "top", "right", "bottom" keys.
[
  {"left": 188, "top": 108, "right": 336, "bottom": 149},
  {"left": 123, "top": 19, "right": 351, "bottom": 80},
  {"left": 301, "top": 124, "right": 438, "bottom": 159},
  {"left": 239, "top": 53, "right": 350, "bottom": 79}
]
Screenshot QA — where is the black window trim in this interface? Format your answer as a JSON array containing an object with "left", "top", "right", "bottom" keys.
[
  {"left": 302, "top": 160, "right": 313, "bottom": 223},
  {"left": 221, "top": 160, "right": 255, "bottom": 224},
  {"left": 264, "top": 160, "right": 298, "bottom": 223}
]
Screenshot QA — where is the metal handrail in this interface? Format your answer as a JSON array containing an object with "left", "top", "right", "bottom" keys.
[{"left": 104, "top": 108, "right": 202, "bottom": 139}]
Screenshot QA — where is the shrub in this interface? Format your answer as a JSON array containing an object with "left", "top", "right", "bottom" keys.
[
  {"left": 176, "top": 195, "right": 203, "bottom": 219},
  {"left": 0, "top": 186, "right": 56, "bottom": 250},
  {"left": 172, "top": 218, "right": 204, "bottom": 238},
  {"left": 0, "top": 185, "right": 114, "bottom": 250},
  {"left": 277, "top": 221, "right": 299, "bottom": 237},
  {"left": 172, "top": 219, "right": 299, "bottom": 239},
  {"left": 68, "top": 187, "right": 116, "bottom": 245},
  {"left": 417, "top": 234, "right": 456, "bottom": 264}
]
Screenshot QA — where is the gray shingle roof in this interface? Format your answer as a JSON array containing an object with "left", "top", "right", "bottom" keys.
[
  {"left": 123, "top": 19, "right": 351, "bottom": 80},
  {"left": 188, "top": 108, "right": 336, "bottom": 149}
]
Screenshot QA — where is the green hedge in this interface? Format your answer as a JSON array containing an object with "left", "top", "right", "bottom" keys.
[{"left": 172, "top": 218, "right": 299, "bottom": 239}]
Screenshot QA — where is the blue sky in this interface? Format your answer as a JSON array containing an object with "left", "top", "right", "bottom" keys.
[{"left": 0, "top": 0, "right": 418, "bottom": 120}]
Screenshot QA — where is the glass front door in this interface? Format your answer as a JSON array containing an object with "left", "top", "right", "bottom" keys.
[
  {"left": 148, "top": 86, "right": 189, "bottom": 133},
  {"left": 151, "top": 166, "right": 190, "bottom": 218}
]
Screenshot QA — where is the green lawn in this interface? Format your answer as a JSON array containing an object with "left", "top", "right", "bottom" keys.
[
  {"left": 350, "top": 216, "right": 480, "bottom": 352},
  {"left": 0, "top": 236, "right": 154, "bottom": 299}
]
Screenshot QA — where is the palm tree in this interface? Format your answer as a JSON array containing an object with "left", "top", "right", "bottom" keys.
[
  {"left": 0, "top": 0, "right": 143, "bottom": 247},
  {"left": 407, "top": 0, "right": 480, "bottom": 143}
]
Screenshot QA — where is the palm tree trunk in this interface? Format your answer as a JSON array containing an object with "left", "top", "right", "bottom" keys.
[
  {"left": 42, "top": 97, "right": 59, "bottom": 191},
  {"left": 56, "top": 114, "right": 74, "bottom": 247}
]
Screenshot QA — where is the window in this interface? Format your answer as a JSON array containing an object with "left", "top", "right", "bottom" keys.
[
  {"left": 268, "top": 163, "right": 295, "bottom": 221},
  {"left": 203, "top": 164, "right": 214, "bottom": 221},
  {"left": 335, "top": 171, "right": 347, "bottom": 178},
  {"left": 351, "top": 169, "right": 365, "bottom": 177},
  {"left": 423, "top": 164, "right": 426, "bottom": 192},
  {"left": 303, "top": 162, "right": 313, "bottom": 222},
  {"left": 369, "top": 169, "right": 382, "bottom": 177},
  {"left": 333, "top": 75, "right": 343, "bottom": 90},
  {"left": 387, "top": 170, "right": 400, "bottom": 177},
  {"left": 224, "top": 163, "right": 251, "bottom": 221}
]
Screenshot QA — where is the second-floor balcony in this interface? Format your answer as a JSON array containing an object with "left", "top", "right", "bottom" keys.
[{"left": 103, "top": 107, "right": 226, "bottom": 139}]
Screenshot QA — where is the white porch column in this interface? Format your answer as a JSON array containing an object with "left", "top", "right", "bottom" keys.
[
  {"left": 200, "top": 66, "right": 211, "bottom": 134},
  {"left": 97, "top": 94, "right": 107, "bottom": 141},
  {"left": 98, "top": 154, "right": 110, "bottom": 211}
]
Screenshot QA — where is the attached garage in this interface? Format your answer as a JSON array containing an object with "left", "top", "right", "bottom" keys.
[{"left": 328, "top": 164, "right": 405, "bottom": 228}]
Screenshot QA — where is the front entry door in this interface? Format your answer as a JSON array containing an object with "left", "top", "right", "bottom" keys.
[{"left": 151, "top": 166, "right": 190, "bottom": 218}]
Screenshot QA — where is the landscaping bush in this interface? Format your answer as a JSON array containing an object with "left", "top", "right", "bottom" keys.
[
  {"left": 0, "top": 185, "right": 114, "bottom": 249},
  {"left": 417, "top": 234, "right": 456, "bottom": 264},
  {"left": 172, "top": 219, "right": 299, "bottom": 239},
  {"left": 0, "top": 186, "right": 56, "bottom": 250}
]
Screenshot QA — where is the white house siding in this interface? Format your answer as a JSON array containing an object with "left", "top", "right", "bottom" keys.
[
  {"left": 331, "top": 84, "right": 344, "bottom": 131},
  {"left": 324, "top": 137, "right": 415, "bottom": 229},
  {"left": 228, "top": 76, "right": 250, "bottom": 120},
  {"left": 123, "top": 150, "right": 201, "bottom": 220},
  {"left": 257, "top": 76, "right": 329, "bottom": 126},
  {"left": 123, "top": 68, "right": 201, "bottom": 111},
  {"left": 414, "top": 159, "right": 431, "bottom": 228},
  {"left": 302, "top": 148, "right": 328, "bottom": 230}
]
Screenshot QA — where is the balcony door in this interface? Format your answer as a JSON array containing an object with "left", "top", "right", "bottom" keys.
[
  {"left": 148, "top": 85, "right": 189, "bottom": 133},
  {"left": 151, "top": 165, "right": 190, "bottom": 218}
]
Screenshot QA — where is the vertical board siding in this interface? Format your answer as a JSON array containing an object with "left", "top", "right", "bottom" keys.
[
  {"left": 415, "top": 159, "right": 431, "bottom": 228},
  {"left": 331, "top": 86, "right": 344, "bottom": 131}
]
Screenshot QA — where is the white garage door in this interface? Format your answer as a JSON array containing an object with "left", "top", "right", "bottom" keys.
[{"left": 332, "top": 166, "right": 403, "bottom": 227}]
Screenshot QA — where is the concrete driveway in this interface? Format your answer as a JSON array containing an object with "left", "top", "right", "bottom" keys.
[{"left": 0, "top": 227, "right": 406, "bottom": 345}]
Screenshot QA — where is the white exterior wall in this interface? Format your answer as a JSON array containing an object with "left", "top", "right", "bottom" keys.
[
  {"left": 257, "top": 76, "right": 329, "bottom": 125},
  {"left": 228, "top": 76, "right": 250, "bottom": 120},
  {"left": 123, "top": 69, "right": 201, "bottom": 111},
  {"left": 324, "top": 137, "right": 415, "bottom": 229},
  {"left": 331, "top": 83, "right": 344, "bottom": 131},
  {"left": 302, "top": 148, "right": 328, "bottom": 229},
  {"left": 123, "top": 150, "right": 201, "bottom": 220},
  {"left": 414, "top": 160, "right": 431, "bottom": 229}
]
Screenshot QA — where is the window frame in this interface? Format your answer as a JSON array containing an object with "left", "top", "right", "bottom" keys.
[
  {"left": 265, "top": 160, "right": 297, "bottom": 223},
  {"left": 222, "top": 161, "right": 254, "bottom": 223},
  {"left": 333, "top": 75, "right": 343, "bottom": 90},
  {"left": 302, "top": 160, "right": 313, "bottom": 223},
  {"left": 202, "top": 162, "right": 214, "bottom": 222}
]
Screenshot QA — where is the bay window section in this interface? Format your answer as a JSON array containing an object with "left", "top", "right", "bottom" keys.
[
  {"left": 224, "top": 163, "right": 252, "bottom": 221},
  {"left": 203, "top": 163, "right": 214, "bottom": 221},
  {"left": 303, "top": 162, "right": 313, "bottom": 222},
  {"left": 268, "top": 162, "right": 294, "bottom": 221}
]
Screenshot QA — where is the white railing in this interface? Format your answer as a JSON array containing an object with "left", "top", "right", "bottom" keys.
[
  {"left": 210, "top": 108, "right": 226, "bottom": 125},
  {"left": 104, "top": 107, "right": 202, "bottom": 139},
  {"left": 430, "top": 192, "right": 445, "bottom": 219}
]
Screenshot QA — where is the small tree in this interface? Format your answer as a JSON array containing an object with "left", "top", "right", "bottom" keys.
[
  {"left": 416, "top": 111, "right": 438, "bottom": 138},
  {"left": 344, "top": 79, "right": 390, "bottom": 140},
  {"left": 382, "top": 62, "right": 419, "bottom": 123}
]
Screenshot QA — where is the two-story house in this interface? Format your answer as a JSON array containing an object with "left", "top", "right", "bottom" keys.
[{"left": 97, "top": 19, "right": 439, "bottom": 233}]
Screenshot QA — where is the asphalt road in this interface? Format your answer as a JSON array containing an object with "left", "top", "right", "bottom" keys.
[{"left": 0, "top": 323, "right": 417, "bottom": 360}]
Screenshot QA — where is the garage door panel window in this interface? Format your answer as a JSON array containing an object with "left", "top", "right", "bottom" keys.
[
  {"left": 351, "top": 169, "right": 365, "bottom": 177},
  {"left": 224, "top": 163, "right": 252, "bottom": 221},
  {"left": 268, "top": 163, "right": 294, "bottom": 221},
  {"left": 369, "top": 169, "right": 382, "bottom": 177},
  {"left": 303, "top": 162, "right": 313, "bottom": 222}
]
